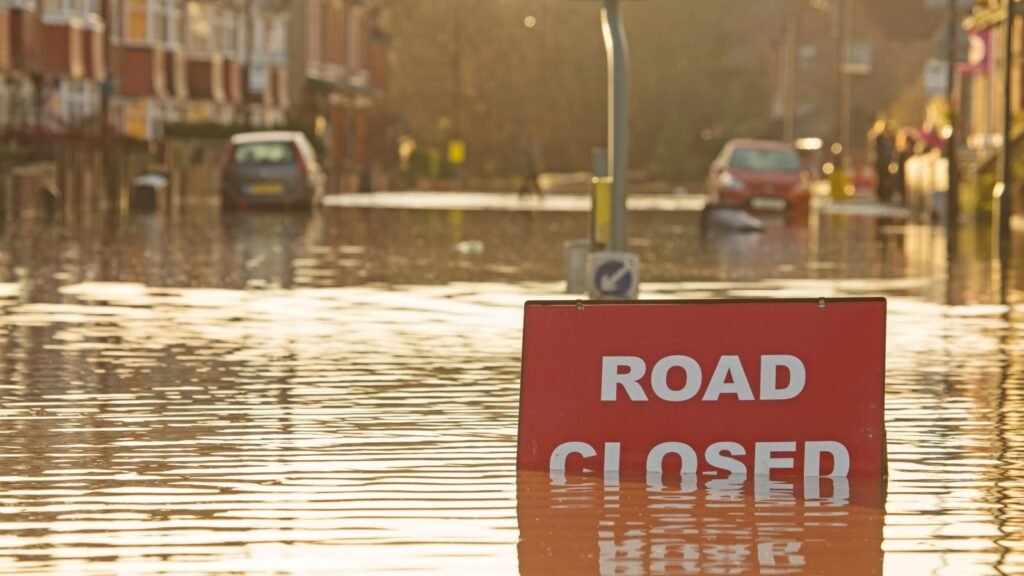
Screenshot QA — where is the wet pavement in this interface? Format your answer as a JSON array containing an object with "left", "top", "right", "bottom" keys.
[{"left": 0, "top": 199, "right": 1023, "bottom": 574}]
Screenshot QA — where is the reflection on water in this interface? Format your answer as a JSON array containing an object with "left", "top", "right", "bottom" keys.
[
  {"left": 0, "top": 205, "right": 1022, "bottom": 574},
  {"left": 0, "top": 207, "right": 995, "bottom": 294},
  {"left": 518, "top": 472, "right": 883, "bottom": 576},
  {"left": 0, "top": 280, "right": 525, "bottom": 575}
]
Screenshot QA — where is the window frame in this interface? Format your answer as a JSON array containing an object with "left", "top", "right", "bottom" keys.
[
  {"left": 165, "top": 0, "right": 182, "bottom": 49},
  {"left": 0, "top": 79, "right": 9, "bottom": 129},
  {"left": 122, "top": 0, "right": 150, "bottom": 45},
  {"left": 307, "top": 0, "right": 321, "bottom": 67},
  {"left": 186, "top": 1, "right": 214, "bottom": 56},
  {"left": 346, "top": 5, "right": 362, "bottom": 69},
  {"left": 219, "top": 6, "right": 236, "bottom": 58},
  {"left": 270, "top": 13, "right": 286, "bottom": 62},
  {"left": 40, "top": 0, "right": 101, "bottom": 27}
]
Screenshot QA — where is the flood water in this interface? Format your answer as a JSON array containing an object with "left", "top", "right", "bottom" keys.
[{"left": 0, "top": 201, "right": 1023, "bottom": 575}]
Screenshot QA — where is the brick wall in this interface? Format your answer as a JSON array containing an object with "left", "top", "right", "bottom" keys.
[
  {"left": 119, "top": 49, "right": 159, "bottom": 97},
  {"left": 10, "top": 10, "right": 40, "bottom": 72},
  {"left": 37, "top": 25, "right": 71, "bottom": 75},
  {"left": 187, "top": 59, "right": 214, "bottom": 100}
]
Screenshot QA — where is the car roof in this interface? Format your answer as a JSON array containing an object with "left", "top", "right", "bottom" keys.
[
  {"left": 230, "top": 131, "right": 308, "bottom": 145},
  {"left": 725, "top": 138, "right": 796, "bottom": 151}
]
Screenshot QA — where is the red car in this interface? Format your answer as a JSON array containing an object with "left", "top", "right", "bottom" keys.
[{"left": 707, "top": 139, "right": 810, "bottom": 213}]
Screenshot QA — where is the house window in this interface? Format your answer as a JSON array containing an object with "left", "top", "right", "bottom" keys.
[
  {"left": 163, "top": 101, "right": 178, "bottom": 123},
  {"left": 221, "top": 9, "right": 236, "bottom": 57},
  {"left": 219, "top": 103, "right": 233, "bottom": 125},
  {"left": 236, "top": 13, "right": 246, "bottom": 62},
  {"left": 347, "top": 6, "right": 362, "bottom": 69},
  {"left": 186, "top": 1, "right": 214, "bottom": 54},
  {"left": 123, "top": 100, "right": 150, "bottom": 140},
  {"left": 209, "top": 4, "right": 222, "bottom": 52},
  {"left": 41, "top": 0, "right": 100, "bottom": 22},
  {"left": 60, "top": 81, "right": 78, "bottom": 127},
  {"left": 0, "top": 79, "right": 9, "bottom": 130},
  {"left": 251, "top": 11, "right": 265, "bottom": 60},
  {"left": 270, "top": 15, "right": 286, "bottom": 60},
  {"left": 185, "top": 2, "right": 208, "bottom": 53},
  {"left": 11, "top": 80, "right": 33, "bottom": 127},
  {"left": 152, "top": 0, "right": 166, "bottom": 45},
  {"left": 86, "top": 81, "right": 99, "bottom": 117},
  {"left": 165, "top": 0, "right": 181, "bottom": 47},
  {"left": 59, "top": 80, "right": 99, "bottom": 128},
  {"left": 187, "top": 101, "right": 212, "bottom": 122},
  {"left": 307, "top": 0, "right": 320, "bottom": 66},
  {"left": 124, "top": 0, "right": 148, "bottom": 43},
  {"left": 110, "top": 0, "right": 122, "bottom": 41},
  {"left": 320, "top": 2, "right": 331, "bottom": 64},
  {"left": 2, "top": 0, "right": 37, "bottom": 10},
  {"left": 120, "top": 0, "right": 180, "bottom": 47}
]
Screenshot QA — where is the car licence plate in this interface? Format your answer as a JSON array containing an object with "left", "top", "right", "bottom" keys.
[
  {"left": 750, "top": 197, "right": 787, "bottom": 211},
  {"left": 248, "top": 182, "right": 284, "bottom": 196}
]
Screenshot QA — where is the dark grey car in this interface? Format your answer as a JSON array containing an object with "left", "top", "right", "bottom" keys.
[{"left": 221, "top": 131, "right": 325, "bottom": 209}]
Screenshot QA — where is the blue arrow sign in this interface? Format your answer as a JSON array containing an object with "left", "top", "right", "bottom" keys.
[{"left": 595, "top": 259, "right": 634, "bottom": 298}]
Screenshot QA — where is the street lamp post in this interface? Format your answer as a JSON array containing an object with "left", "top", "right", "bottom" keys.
[
  {"left": 782, "top": 1, "right": 799, "bottom": 144},
  {"left": 602, "top": 0, "right": 629, "bottom": 253},
  {"left": 999, "top": 0, "right": 1015, "bottom": 270},
  {"left": 838, "top": 0, "right": 853, "bottom": 157},
  {"left": 947, "top": 0, "right": 960, "bottom": 258},
  {"left": 578, "top": 0, "right": 640, "bottom": 301}
]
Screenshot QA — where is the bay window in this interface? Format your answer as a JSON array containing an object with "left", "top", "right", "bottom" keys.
[
  {"left": 123, "top": 0, "right": 148, "bottom": 44},
  {"left": 165, "top": 0, "right": 181, "bottom": 48},
  {"left": 221, "top": 8, "right": 236, "bottom": 58},
  {"left": 186, "top": 1, "right": 213, "bottom": 54},
  {"left": 41, "top": 0, "right": 101, "bottom": 24}
]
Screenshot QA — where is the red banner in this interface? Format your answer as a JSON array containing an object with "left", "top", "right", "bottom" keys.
[
  {"left": 517, "top": 299, "right": 887, "bottom": 478},
  {"left": 958, "top": 28, "right": 993, "bottom": 74}
]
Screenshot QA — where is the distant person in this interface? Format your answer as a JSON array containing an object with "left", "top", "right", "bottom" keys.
[
  {"left": 894, "top": 130, "right": 916, "bottom": 205},
  {"left": 919, "top": 124, "right": 944, "bottom": 152},
  {"left": 517, "top": 140, "right": 544, "bottom": 198},
  {"left": 873, "top": 126, "right": 896, "bottom": 202}
]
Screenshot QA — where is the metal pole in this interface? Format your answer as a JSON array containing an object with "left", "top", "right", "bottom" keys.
[
  {"left": 838, "top": 0, "right": 853, "bottom": 156},
  {"left": 602, "top": 0, "right": 629, "bottom": 253},
  {"left": 783, "top": 7, "right": 799, "bottom": 144},
  {"left": 452, "top": 0, "right": 463, "bottom": 136},
  {"left": 1000, "top": 0, "right": 1015, "bottom": 267},
  {"left": 100, "top": 0, "right": 115, "bottom": 210},
  {"left": 947, "top": 0, "right": 960, "bottom": 258},
  {"left": 245, "top": 0, "right": 253, "bottom": 128},
  {"left": 835, "top": 0, "right": 843, "bottom": 154}
]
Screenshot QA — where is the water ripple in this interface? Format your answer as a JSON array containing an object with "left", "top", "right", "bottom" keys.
[{"left": 0, "top": 210, "right": 1023, "bottom": 574}]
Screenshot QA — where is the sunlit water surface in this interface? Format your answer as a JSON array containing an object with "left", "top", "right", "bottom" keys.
[{"left": 0, "top": 205, "right": 1022, "bottom": 575}]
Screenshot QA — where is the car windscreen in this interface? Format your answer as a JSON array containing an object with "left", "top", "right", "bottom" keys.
[
  {"left": 729, "top": 148, "right": 801, "bottom": 172},
  {"left": 232, "top": 142, "right": 296, "bottom": 165}
]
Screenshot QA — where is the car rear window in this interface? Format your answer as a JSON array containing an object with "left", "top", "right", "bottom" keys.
[
  {"left": 232, "top": 142, "right": 296, "bottom": 165},
  {"left": 729, "top": 148, "right": 801, "bottom": 172}
]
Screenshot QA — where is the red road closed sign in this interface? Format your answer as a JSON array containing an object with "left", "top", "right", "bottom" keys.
[{"left": 517, "top": 299, "right": 886, "bottom": 478}]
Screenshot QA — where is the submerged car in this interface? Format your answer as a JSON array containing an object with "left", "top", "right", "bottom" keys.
[
  {"left": 707, "top": 139, "right": 810, "bottom": 214},
  {"left": 221, "top": 131, "right": 325, "bottom": 209}
]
